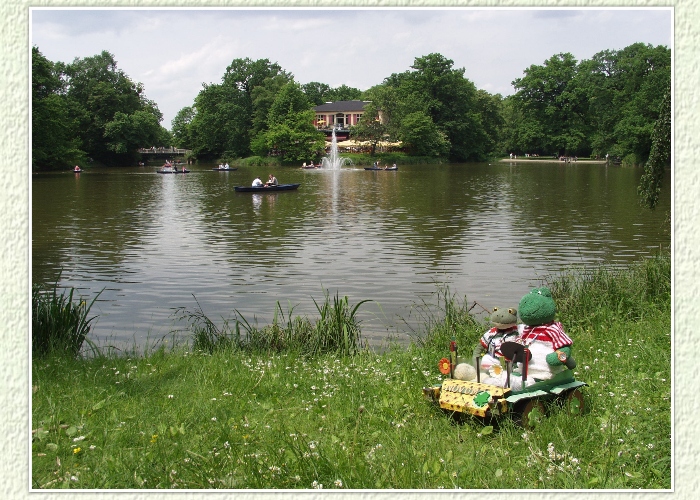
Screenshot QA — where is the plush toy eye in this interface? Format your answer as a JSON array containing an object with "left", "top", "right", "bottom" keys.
[
  {"left": 508, "top": 308, "right": 516, "bottom": 315},
  {"left": 492, "top": 307, "right": 499, "bottom": 312}
]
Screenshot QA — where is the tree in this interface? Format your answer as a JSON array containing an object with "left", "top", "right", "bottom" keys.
[
  {"left": 251, "top": 82, "right": 325, "bottom": 162},
  {"left": 638, "top": 83, "right": 671, "bottom": 209},
  {"left": 103, "top": 109, "right": 163, "bottom": 154},
  {"left": 518, "top": 43, "right": 672, "bottom": 162},
  {"left": 251, "top": 74, "right": 294, "bottom": 136},
  {"left": 511, "top": 52, "right": 589, "bottom": 156},
  {"left": 188, "top": 58, "right": 292, "bottom": 159},
  {"left": 350, "top": 101, "right": 387, "bottom": 156},
  {"left": 302, "top": 82, "right": 362, "bottom": 104},
  {"left": 32, "top": 46, "right": 85, "bottom": 170},
  {"left": 302, "top": 81, "right": 331, "bottom": 105},
  {"left": 610, "top": 43, "right": 671, "bottom": 164},
  {"left": 382, "top": 53, "right": 490, "bottom": 161},
  {"left": 398, "top": 111, "right": 450, "bottom": 157},
  {"left": 63, "top": 50, "right": 164, "bottom": 165},
  {"left": 171, "top": 106, "right": 195, "bottom": 149},
  {"left": 325, "top": 84, "right": 363, "bottom": 102}
]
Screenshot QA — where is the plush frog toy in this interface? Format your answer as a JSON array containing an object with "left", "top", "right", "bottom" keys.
[
  {"left": 481, "top": 288, "right": 575, "bottom": 390},
  {"left": 517, "top": 287, "right": 576, "bottom": 381},
  {"left": 473, "top": 307, "right": 519, "bottom": 374}
]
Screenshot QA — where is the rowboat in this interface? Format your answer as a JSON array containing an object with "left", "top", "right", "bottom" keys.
[
  {"left": 157, "top": 167, "right": 189, "bottom": 174},
  {"left": 364, "top": 166, "right": 398, "bottom": 171},
  {"left": 234, "top": 183, "right": 300, "bottom": 192},
  {"left": 212, "top": 167, "right": 238, "bottom": 171}
]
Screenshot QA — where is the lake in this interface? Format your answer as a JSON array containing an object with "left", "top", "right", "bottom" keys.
[{"left": 31, "top": 161, "right": 671, "bottom": 349}]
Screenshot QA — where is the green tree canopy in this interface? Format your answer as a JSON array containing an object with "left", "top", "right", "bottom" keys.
[
  {"left": 251, "top": 82, "right": 325, "bottom": 162},
  {"left": 32, "top": 46, "right": 85, "bottom": 170},
  {"left": 302, "top": 82, "right": 362, "bottom": 105},
  {"left": 381, "top": 53, "right": 492, "bottom": 161},
  {"left": 171, "top": 106, "right": 195, "bottom": 149},
  {"left": 61, "top": 50, "right": 165, "bottom": 165},
  {"left": 188, "top": 58, "right": 292, "bottom": 159},
  {"left": 301, "top": 82, "right": 332, "bottom": 105},
  {"left": 511, "top": 52, "right": 588, "bottom": 157},
  {"left": 350, "top": 101, "right": 389, "bottom": 156}
]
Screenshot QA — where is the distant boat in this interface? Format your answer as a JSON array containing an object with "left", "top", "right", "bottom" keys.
[
  {"left": 157, "top": 166, "right": 189, "bottom": 174},
  {"left": 234, "top": 183, "right": 300, "bottom": 193},
  {"left": 364, "top": 166, "right": 398, "bottom": 171},
  {"left": 212, "top": 166, "right": 238, "bottom": 171}
]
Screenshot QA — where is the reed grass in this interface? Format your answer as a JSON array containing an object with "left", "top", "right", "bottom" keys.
[
  {"left": 548, "top": 251, "right": 671, "bottom": 330},
  {"left": 32, "top": 281, "right": 102, "bottom": 358},
  {"left": 176, "top": 291, "right": 369, "bottom": 357}
]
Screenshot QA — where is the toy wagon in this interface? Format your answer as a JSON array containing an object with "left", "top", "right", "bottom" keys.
[{"left": 422, "top": 340, "right": 587, "bottom": 428}]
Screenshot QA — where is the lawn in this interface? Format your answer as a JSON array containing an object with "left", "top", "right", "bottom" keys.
[{"left": 31, "top": 254, "right": 671, "bottom": 489}]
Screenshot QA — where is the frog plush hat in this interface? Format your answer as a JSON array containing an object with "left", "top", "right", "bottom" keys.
[{"left": 517, "top": 287, "right": 576, "bottom": 383}]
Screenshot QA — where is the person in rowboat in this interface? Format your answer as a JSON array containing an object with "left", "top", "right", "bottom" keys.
[
  {"left": 252, "top": 176, "right": 263, "bottom": 187},
  {"left": 265, "top": 174, "right": 278, "bottom": 187}
]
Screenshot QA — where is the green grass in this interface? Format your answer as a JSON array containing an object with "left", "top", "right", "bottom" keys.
[{"left": 31, "top": 254, "right": 671, "bottom": 489}]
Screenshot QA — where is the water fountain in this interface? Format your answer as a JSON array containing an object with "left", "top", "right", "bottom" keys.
[{"left": 320, "top": 128, "right": 351, "bottom": 170}]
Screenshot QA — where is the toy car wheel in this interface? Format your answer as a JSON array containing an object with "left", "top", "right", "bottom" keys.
[
  {"left": 518, "top": 400, "right": 545, "bottom": 429},
  {"left": 565, "top": 389, "right": 585, "bottom": 416}
]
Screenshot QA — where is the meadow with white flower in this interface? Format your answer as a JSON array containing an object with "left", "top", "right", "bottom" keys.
[{"left": 31, "top": 253, "right": 670, "bottom": 489}]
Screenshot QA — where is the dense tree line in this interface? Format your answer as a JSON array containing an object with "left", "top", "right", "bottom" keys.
[
  {"left": 505, "top": 43, "right": 671, "bottom": 163},
  {"left": 33, "top": 42, "right": 670, "bottom": 172},
  {"left": 32, "top": 47, "right": 170, "bottom": 170}
]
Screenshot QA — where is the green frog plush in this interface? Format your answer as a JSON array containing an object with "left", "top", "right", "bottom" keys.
[
  {"left": 517, "top": 287, "right": 576, "bottom": 380},
  {"left": 473, "top": 307, "right": 519, "bottom": 374}
]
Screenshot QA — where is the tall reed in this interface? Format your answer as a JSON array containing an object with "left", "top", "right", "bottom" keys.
[
  {"left": 176, "top": 297, "right": 240, "bottom": 354},
  {"left": 309, "top": 291, "right": 370, "bottom": 357},
  {"left": 408, "top": 284, "right": 483, "bottom": 352},
  {"left": 549, "top": 251, "right": 671, "bottom": 330},
  {"left": 32, "top": 282, "right": 102, "bottom": 358},
  {"left": 178, "top": 291, "right": 369, "bottom": 357}
]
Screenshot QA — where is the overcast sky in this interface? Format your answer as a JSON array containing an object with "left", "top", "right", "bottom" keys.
[{"left": 31, "top": 7, "right": 672, "bottom": 130}]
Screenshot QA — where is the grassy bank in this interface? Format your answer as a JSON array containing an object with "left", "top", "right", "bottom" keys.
[{"left": 31, "top": 254, "right": 671, "bottom": 489}]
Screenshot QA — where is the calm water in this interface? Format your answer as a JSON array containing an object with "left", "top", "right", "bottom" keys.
[{"left": 31, "top": 161, "right": 671, "bottom": 348}]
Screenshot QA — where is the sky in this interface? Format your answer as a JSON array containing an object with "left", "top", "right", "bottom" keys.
[{"left": 30, "top": 7, "right": 673, "bottom": 130}]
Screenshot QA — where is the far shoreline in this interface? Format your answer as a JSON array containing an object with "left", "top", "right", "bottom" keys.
[{"left": 498, "top": 158, "right": 608, "bottom": 164}]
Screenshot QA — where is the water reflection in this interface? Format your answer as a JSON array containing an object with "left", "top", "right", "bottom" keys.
[{"left": 32, "top": 163, "right": 671, "bottom": 349}]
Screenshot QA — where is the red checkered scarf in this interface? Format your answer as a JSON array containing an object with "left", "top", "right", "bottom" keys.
[{"left": 518, "top": 322, "right": 572, "bottom": 349}]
